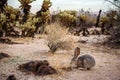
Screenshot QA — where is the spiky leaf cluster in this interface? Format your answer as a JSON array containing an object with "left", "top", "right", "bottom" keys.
[
  {"left": 0, "top": 13, "right": 7, "bottom": 29},
  {"left": 36, "top": 0, "right": 52, "bottom": 24},
  {"left": 5, "top": 6, "right": 20, "bottom": 21},
  {"left": 18, "top": 0, "right": 36, "bottom": 22},
  {"left": 19, "top": 17, "right": 38, "bottom": 37}
]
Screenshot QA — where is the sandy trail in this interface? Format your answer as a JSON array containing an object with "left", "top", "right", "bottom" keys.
[{"left": 0, "top": 36, "right": 120, "bottom": 80}]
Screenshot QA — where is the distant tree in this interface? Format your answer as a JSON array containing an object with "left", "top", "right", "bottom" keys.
[{"left": 95, "top": 9, "right": 102, "bottom": 27}]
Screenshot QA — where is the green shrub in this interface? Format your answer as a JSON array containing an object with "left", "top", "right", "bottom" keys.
[
  {"left": 58, "top": 11, "right": 77, "bottom": 27},
  {"left": 19, "top": 17, "right": 38, "bottom": 37}
]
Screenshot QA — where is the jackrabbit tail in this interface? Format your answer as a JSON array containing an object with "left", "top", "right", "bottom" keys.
[{"left": 71, "top": 47, "right": 95, "bottom": 70}]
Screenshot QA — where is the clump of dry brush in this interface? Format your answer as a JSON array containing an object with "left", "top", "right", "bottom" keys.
[{"left": 45, "top": 23, "right": 74, "bottom": 53}]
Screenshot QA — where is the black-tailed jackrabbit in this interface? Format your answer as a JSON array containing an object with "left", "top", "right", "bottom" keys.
[{"left": 70, "top": 47, "right": 95, "bottom": 70}]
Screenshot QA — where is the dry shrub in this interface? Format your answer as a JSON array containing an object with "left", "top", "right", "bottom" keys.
[
  {"left": 45, "top": 23, "right": 73, "bottom": 52},
  {"left": 57, "top": 37, "right": 74, "bottom": 50}
]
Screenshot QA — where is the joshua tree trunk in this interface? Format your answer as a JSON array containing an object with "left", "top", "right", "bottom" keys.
[{"left": 95, "top": 9, "right": 102, "bottom": 27}]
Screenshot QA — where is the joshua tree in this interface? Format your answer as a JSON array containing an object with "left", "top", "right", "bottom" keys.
[
  {"left": 35, "top": 0, "right": 52, "bottom": 33},
  {"left": 18, "top": 0, "right": 36, "bottom": 23}
]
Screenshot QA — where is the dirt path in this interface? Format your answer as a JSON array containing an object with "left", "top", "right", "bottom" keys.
[{"left": 0, "top": 36, "right": 120, "bottom": 80}]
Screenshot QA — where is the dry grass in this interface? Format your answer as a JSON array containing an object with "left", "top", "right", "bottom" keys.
[
  {"left": 45, "top": 23, "right": 74, "bottom": 52},
  {"left": 44, "top": 53, "right": 72, "bottom": 71}
]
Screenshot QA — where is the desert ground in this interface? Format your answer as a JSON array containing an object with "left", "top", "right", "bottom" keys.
[{"left": 0, "top": 35, "right": 120, "bottom": 80}]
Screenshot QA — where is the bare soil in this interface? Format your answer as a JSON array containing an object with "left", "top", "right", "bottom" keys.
[{"left": 0, "top": 35, "right": 120, "bottom": 80}]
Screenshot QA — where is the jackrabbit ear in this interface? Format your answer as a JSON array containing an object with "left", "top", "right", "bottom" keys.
[{"left": 74, "top": 47, "right": 80, "bottom": 58}]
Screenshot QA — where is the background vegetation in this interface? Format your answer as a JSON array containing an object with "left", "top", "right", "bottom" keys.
[{"left": 0, "top": 0, "right": 120, "bottom": 49}]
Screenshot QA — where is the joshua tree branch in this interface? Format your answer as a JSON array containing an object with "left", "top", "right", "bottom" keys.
[{"left": 106, "top": 0, "right": 120, "bottom": 9}]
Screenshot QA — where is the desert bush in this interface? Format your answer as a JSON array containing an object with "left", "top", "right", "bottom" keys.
[
  {"left": 19, "top": 17, "right": 38, "bottom": 37},
  {"left": 0, "top": 6, "right": 21, "bottom": 37},
  {"left": 45, "top": 23, "right": 73, "bottom": 53},
  {"left": 58, "top": 11, "right": 77, "bottom": 27},
  {"left": 0, "top": 13, "right": 6, "bottom": 30},
  {"left": 107, "top": 26, "right": 120, "bottom": 48},
  {"left": 104, "top": 0, "right": 120, "bottom": 48}
]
